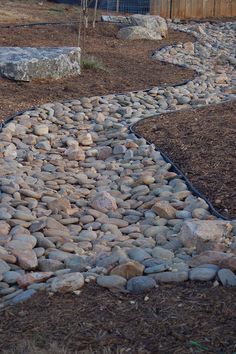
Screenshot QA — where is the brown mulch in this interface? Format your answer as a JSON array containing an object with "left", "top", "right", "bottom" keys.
[
  {"left": 133, "top": 101, "right": 236, "bottom": 219},
  {"left": 0, "top": 282, "right": 235, "bottom": 354},
  {"left": 0, "top": 23, "right": 195, "bottom": 121}
]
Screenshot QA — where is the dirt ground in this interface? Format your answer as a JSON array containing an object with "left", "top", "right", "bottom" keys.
[
  {"left": 133, "top": 101, "right": 236, "bottom": 219},
  {"left": 0, "top": 282, "right": 236, "bottom": 354},
  {"left": 0, "top": 22, "right": 195, "bottom": 121},
  {"left": 0, "top": 0, "right": 80, "bottom": 24}
]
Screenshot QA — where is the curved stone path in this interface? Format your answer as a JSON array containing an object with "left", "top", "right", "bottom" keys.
[{"left": 0, "top": 21, "right": 236, "bottom": 307}]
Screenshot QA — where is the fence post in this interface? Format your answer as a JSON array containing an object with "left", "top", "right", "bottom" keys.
[{"left": 116, "top": 0, "right": 120, "bottom": 12}]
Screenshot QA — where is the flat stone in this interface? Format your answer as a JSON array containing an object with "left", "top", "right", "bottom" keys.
[
  {"left": 13, "top": 234, "right": 37, "bottom": 248},
  {"left": 90, "top": 192, "right": 117, "bottom": 213},
  {"left": 117, "top": 26, "right": 162, "bottom": 41},
  {"left": 34, "top": 125, "right": 49, "bottom": 136},
  {"left": 47, "top": 198, "right": 72, "bottom": 215},
  {"left": 0, "top": 47, "right": 81, "bottom": 81},
  {"left": 0, "top": 259, "right": 11, "bottom": 274},
  {"left": 110, "top": 261, "right": 144, "bottom": 279},
  {"left": 218, "top": 268, "right": 236, "bottom": 286},
  {"left": 64, "top": 255, "right": 88, "bottom": 272},
  {"left": 0, "top": 221, "right": 10, "bottom": 235},
  {"left": 38, "top": 259, "right": 64, "bottom": 272},
  {"left": 144, "top": 263, "right": 169, "bottom": 274},
  {"left": 179, "top": 220, "right": 232, "bottom": 248},
  {"left": 48, "top": 250, "right": 73, "bottom": 262},
  {"left": 13, "top": 211, "right": 36, "bottom": 221},
  {"left": 17, "top": 272, "right": 53, "bottom": 288},
  {"left": 3, "top": 270, "right": 21, "bottom": 284},
  {"left": 128, "top": 248, "right": 151, "bottom": 262},
  {"left": 188, "top": 251, "right": 234, "bottom": 268},
  {"left": 189, "top": 267, "right": 217, "bottom": 281},
  {"left": 152, "top": 247, "right": 174, "bottom": 261},
  {"left": 130, "top": 14, "right": 168, "bottom": 38},
  {"left": 219, "top": 256, "right": 236, "bottom": 272},
  {"left": 51, "top": 272, "right": 84, "bottom": 293},
  {"left": 97, "top": 275, "right": 127, "bottom": 289},
  {"left": 10, "top": 289, "right": 36, "bottom": 305},
  {"left": 77, "top": 230, "right": 97, "bottom": 242},
  {"left": 152, "top": 201, "right": 176, "bottom": 219},
  {"left": 14, "top": 249, "right": 38, "bottom": 270},
  {"left": 126, "top": 275, "right": 156, "bottom": 293},
  {"left": 151, "top": 271, "right": 189, "bottom": 283},
  {"left": 6, "top": 240, "right": 33, "bottom": 251}
]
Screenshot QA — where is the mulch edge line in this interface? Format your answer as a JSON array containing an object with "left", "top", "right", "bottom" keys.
[{"left": 130, "top": 100, "right": 236, "bottom": 221}]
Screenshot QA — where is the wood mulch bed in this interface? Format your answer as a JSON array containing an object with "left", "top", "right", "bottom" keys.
[
  {"left": 133, "top": 101, "right": 236, "bottom": 219},
  {"left": 0, "top": 282, "right": 235, "bottom": 354},
  {"left": 0, "top": 23, "right": 195, "bottom": 121}
]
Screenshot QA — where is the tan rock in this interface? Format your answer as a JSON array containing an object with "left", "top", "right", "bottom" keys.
[
  {"left": 46, "top": 217, "right": 69, "bottom": 231},
  {"left": 78, "top": 133, "right": 93, "bottom": 146},
  {"left": 152, "top": 201, "right": 176, "bottom": 219},
  {"left": 0, "top": 234, "right": 12, "bottom": 245},
  {"left": 183, "top": 41, "right": 195, "bottom": 54},
  {"left": 0, "top": 253, "right": 16, "bottom": 264},
  {"left": 6, "top": 240, "right": 33, "bottom": 251},
  {"left": 90, "top": 191, "right": 117, "bottom": 213},
  {"left": 17, "top": 272, "right": 53, "bottom": 288},
  {"left": 97, "top": 146, "right": 112, "bottom": 160},
  {"left": 47, "top": 198, "right": 71, "bottom": 215},
  {"left": 141, "top": 175, "right": 155, "bottom": 185},
  {"left": 0, "top": 221, "right": 10, "bottom": 236},
  {"left": 188, "top": 251, "right": 234, "bottom": 268},
  {"left": 14, "top": 249, "right": 38, "bottom": 270},
  {"left": 179, "top": 220, "right": 232, "bottom": 251},
  {"left": 65, "top": 147, "right": 85, "bottom": 161},
  {"left": 219, "top": 256, "right": 236, "bottom": 272},
  {"left": 110, "top": 261, "right": 144, "bottom": 279}
]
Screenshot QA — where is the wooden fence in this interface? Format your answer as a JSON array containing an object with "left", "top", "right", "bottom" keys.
[{"left": 150, "top": 0, "right": 236, "bottom": 18}]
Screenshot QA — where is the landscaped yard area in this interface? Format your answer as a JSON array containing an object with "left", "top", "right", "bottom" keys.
[{"left": 0, "top": 1, "right": 235, "bottom": 354}]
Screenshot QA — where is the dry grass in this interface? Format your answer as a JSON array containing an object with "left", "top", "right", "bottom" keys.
[{"left": 81, "top": 55, "right": 108, "bottom": 71}]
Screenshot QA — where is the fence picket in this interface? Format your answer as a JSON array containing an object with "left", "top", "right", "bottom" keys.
[{"left": 150, "top": 0, "right": 236, "bottom": 18}]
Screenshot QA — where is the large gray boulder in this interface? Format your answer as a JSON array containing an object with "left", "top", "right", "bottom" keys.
[
  {"left": 0, "top": 47, "right": 81, "bottom": 81},
  {"left": 117, "top": 14, "right": 168, "bottom": 41},
  {"left": 130, "top": 14, "right": 168, "bottom": 38},
  {"left": 117, "top": 26, "right": 163, "bottom": 41}
]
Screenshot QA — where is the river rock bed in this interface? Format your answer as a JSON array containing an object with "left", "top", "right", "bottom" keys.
[{"left": 0, "top": 21, "right": 236, "bottom": 308}]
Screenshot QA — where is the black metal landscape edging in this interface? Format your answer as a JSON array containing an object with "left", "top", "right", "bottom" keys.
[
  {"left": 0, "top": 103, "right": 231, "bottom": 221},
  {"left": 0, "top": 107, "right": 37, "bottom": 131},
  {"left": 129, "top": 116, "right": 230, "bottom": 221},
  {"left": 0, "top": 21, "right": 78, "bottom": 29}
]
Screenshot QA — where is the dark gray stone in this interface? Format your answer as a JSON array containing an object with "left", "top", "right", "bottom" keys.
[
  {"left": 189, "top": 267, "right": 217, "bottom": 281},
  {"left": 218, "top": 269, "right": 236, "bottom": 287},
  {"left": 151, "top": 271, "right": 189, "bottom": 283},
  {"left": 64, "top": 255, "right": 88, "bottom": 272},
  {"left": 127, "top": 276, "right": 156, "bottom": 293},
  {"left": 10, "top": 289, "right": 36, "bottom": 305}
]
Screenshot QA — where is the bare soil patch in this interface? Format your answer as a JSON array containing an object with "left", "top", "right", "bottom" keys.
[
  {"left": 0, "top": 0, "right": 80, "bottom": 24},
  {"left": 0, "top": 22, "right": 195, "bottom": 121},
  {"left": 133, "top": 101, "right": 236, "bottom": 219},
  {"left": 0, "top": 282, "right": 235, "bottom": 354}
]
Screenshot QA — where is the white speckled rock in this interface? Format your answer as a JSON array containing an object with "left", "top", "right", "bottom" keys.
[
  {"left": 51, "top": 272, "right": 84, "bottom": 293},
  {"left": 97, "top": 275, "right": 127, "bottom": 289}
]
